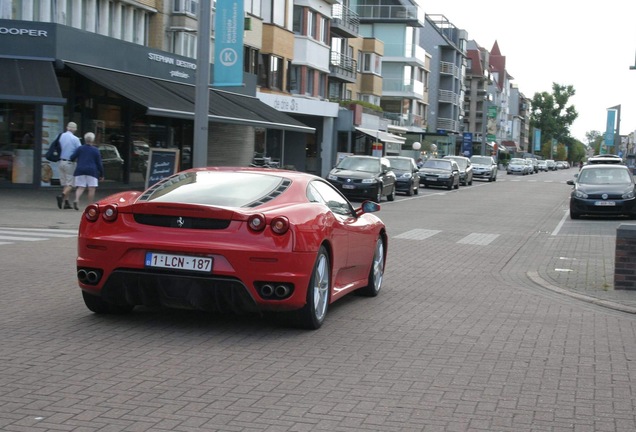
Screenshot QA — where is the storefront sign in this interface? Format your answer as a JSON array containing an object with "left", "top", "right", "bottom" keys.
[{"left": 145, "top": 148, "right": 180, "bottom": 189}]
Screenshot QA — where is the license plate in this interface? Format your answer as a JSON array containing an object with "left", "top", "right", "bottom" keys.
[
  {"left": 145, "top": 252, "right": 213, "bottom": 272},
  {"left": 595, "top": 201, "right": 616, "bottom": 206},
  {"left": 426, "top": 176, "right": 437, "bottom": 181},
  {"left": 343, "top": 184, "right": 355, "bottom": 189}
]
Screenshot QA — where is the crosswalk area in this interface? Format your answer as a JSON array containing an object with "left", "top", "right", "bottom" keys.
[
  {"left": 393, "top": 228, "right": 499, "bottom": 245},
  {"left": 0, "top": 227, "right": 77, "bottom": 246}
]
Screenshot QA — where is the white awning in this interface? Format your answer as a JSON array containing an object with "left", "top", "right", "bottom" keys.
[{"left": 355, "top": 127, "right": 406, "bottom": 144}]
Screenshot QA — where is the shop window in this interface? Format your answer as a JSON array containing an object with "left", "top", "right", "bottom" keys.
[{"left": 0, "top": 103, "right": 36, "bottom": 185}]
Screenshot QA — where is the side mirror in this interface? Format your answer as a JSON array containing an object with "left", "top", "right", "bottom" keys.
[
  {"left": 566, "top": 180, "right": 575, "bottom": 186},
  {"left": 356, "top": 200, "right": 381, "bottom": 216}
]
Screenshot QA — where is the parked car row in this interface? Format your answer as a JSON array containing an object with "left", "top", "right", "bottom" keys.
[{"left": 327, "top": 154, "right": 500, "bottom": 202}]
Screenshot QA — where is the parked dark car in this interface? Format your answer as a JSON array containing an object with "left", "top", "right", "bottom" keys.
[
  {"left": 470, "top": 155, "right": 498, "bottom": 181},
  {"left": 98, "top": 144, "right": 124, "bottom": 182},
  {"left": 566, "top": 164, "right": 636, "bottom": 219},
  {"left": 444, "top": 155, "right": 473, "bottom": 186},
  {"left": 327, "top": 155, "right": 396, "bottom": 202},
  {"left": 132, "top": 141, "right": 150, "bottom": 172},
  {"left": 386, "top": 156, "right": 419, "bottom": 196},
  {"left": 418, "top": 158, "right": 460, "bottom": 190}
]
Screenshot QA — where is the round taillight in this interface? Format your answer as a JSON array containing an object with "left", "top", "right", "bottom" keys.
[
  {"left": 270, "top": 216, "right": 289, "bottom": 235},
  {"left": 248, "top": 214, "right": 266, "bottom": 232},
  {"left": 85, "top": 204, "right": 100, "bottom": 222},
  {"left": 102, "top": 204, "right": 118, "bottom": 222}
]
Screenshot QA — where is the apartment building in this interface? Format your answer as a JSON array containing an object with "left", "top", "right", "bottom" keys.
[
  {"left": 418, "top": 14, "right": 466, "bottom": 158},
  {"left": 463, "top": 40, "right": 492, "bottom": 156}
]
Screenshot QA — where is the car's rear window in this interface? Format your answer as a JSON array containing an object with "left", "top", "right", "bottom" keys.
[
  {"left": 388, "top": 158, "right": 412, "bottom": 170},
  {"left": 139, "top": 171, "right": 290, "bottom": 207}
]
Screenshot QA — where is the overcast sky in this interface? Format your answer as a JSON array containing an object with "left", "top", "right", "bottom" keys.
[{"left": 424, "top": 1, "right": 636, "bottom": 144}]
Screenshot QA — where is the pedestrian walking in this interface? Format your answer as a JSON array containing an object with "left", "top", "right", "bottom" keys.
[
  {"left": 71, "top": 132, "right": 104, "bottom": 211},
  {"left": 56, "top": 122, "right": 81, "bottom": 209}
]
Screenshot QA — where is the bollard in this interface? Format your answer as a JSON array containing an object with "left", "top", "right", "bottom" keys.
[{"left": 614, "top": 224, "right": 636, "bottom": 290}]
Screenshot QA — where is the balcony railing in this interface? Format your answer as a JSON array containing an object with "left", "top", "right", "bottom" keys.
[
  {"left": 355, "top": 2, "right": 425, "bottom": 26},
  {"left": 331, "top": 4, "right": 360, "bottom": 37},
  {"left": 383, "top": 112, "right": 424, "bottom": 128},
  {"left": 383, "top": 78, "right": 424, "bottom": 96},
  {"left": 438, "top": 89, "right": 460, "bottom": 105},
  {"left": 440, "top": 61, "right": 458, "bottom": 77},
  {"left": 329, "top": 51, "right": 357, "bottom": 82},
  {"left": 436, "top": 117, "right": 458, "bottom": 132}
]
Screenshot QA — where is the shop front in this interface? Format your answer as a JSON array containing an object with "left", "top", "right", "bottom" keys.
[{"left": 0, "top": 20, "right": 313, "bottom": 189}]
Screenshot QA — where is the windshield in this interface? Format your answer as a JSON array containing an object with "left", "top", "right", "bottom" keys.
[
  {"left": 447, "top": 157, "right": 466, "bottom": 169},
  {"left": 471, "top": 156, "right": 492, "bottom": 165},
  {"left": 336, "top": 157, "right": 380, "bottom": 173},
  {"left": 423, "top": 160, "right": 451, "bottom": 170},
  {"left": 578, "top": 168, "right": 632, "bottom": 185},
  {"left": 388, "top": 158, "right": 412, "bottom": 170}
]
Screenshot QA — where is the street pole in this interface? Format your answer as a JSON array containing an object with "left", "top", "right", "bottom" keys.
[{"left": 193, "top": 0, "right": 211, "bottom": 168}]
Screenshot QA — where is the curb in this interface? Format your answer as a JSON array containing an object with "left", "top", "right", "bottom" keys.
[{"left": 528, "top": 271, "right": 636, "bottom": 314}]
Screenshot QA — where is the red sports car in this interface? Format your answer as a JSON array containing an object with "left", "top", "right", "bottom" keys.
[{"left": 77, "top": 167, "right": 388, "bottom": 329}]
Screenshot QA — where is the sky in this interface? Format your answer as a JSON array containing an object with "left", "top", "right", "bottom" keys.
[{"left": 424, "top": 1, "right": 636, "bottom": 144}]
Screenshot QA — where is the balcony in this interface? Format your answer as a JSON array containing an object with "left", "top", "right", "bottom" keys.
[
  {"left": 438, "top": 89, "right": 460, "bottom": 105},
  {"left": 439, "top": 61, "right": 458, "bottom": 77},
  {"left": 329, "top": 51, "right": 357, "bottom": 83},
  {"left": 383, "top": 111, "right": 424, "bottom": 129},
  {"left": 382, "top": 43, "right": 426, "bottom": 67},
  {"left": 331, "top": 4, "right": 360, "bottom": 38},
  {"left": 436, "top": 117, "right": 459, "bottom": 132},
  {"left": 382, "top": 78, "right": 424, "bottom": 98},
  {"left": 355, "top": 2, "right": 425, "bottom": 27}
]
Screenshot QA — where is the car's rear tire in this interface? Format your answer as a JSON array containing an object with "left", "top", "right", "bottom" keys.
[
  {"left": 357, "top": 236, "right": 385, "bottom": 297},
  {"left": 82, "top": 291, "right": 133, "bottom": 314},
  {"left": 296, "top": 246, "right": 330, "bottom": 330},
  {"left": 387, "top": 185, "right": 395, "bottom": 201}
]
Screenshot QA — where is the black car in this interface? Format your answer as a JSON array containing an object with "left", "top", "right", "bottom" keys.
[
  {"left": 327, "top": 155, "right": 396, "bottom": 202},
  {"left": 419, "top": 158, "right": 460, "bottom": 190},
  {"left": 97, "top": 144, "right": 124, "bottom": 182},
  {"left": 386, "top": 156, "right": 419, "bottom": 196},
  {"left": 567, "top": 164, "right": 636, "bottom": 219}
]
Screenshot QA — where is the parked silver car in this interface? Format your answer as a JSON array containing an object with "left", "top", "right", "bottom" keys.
[
  {"left": 444, "top": 155, "right": 473, "bottom": 186},
  {"left": 470, "top": 155, "right": 498, "bottom": 182}
]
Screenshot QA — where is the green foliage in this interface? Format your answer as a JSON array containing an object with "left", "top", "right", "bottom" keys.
[
  {"left": 337, "top": 100, "right": 383, "bottom": 113},
  {"left": 530, "top": 83, "right": 578, "bottom": 145}
]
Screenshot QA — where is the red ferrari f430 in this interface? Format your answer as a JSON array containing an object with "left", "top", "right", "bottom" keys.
[{"left": 77, "top": 167, "right": 388, "bottom": 329}]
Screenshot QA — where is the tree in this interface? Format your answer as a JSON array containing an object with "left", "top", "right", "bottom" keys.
[
  {"left": 530, "top": 83, "right": 578, "bottom": 149},
  {"left": 585, "top": 130, "right": 603, "bottom": 155}
]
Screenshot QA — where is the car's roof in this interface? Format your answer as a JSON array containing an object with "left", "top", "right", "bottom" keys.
[
  {"left": 587, "top": 155, "right": 624, "bottom": 164},
  {"left": 444, "top": 155, "right": 468, "bottom": 159}
]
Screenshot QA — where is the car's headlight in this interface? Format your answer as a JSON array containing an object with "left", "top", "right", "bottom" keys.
[
  {"left": 361, "top": 178, "right": 377, "bottom": 184},
  {"left": 401, "top": 173, "right": 412, "bottom": 179},
  {"left": 327, "top": 174, "right": 337, "bottom": 180},
  {"left": 623, "top": 190, "right": 635, "bottom": 199},
  {"left": 573, "top": 190, "right": 588, "bottom": 199}
]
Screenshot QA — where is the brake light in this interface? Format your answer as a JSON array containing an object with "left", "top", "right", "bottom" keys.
[
  {"left": 270, "top": 216, "right": 289, "bottom": 235},
  {"left": 102, "top": 204, "right": 118, "bottom": 222},
  {"left": 248, "top": 213, "right": 266, "bottom": 232},
  {"left": 85, "top": 204, "right": 99, "bottom": 222}
]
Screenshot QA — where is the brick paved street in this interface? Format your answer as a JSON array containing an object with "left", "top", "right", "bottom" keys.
[{"left": 1, "top": 169, "right": 636, "bottom": 431}]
